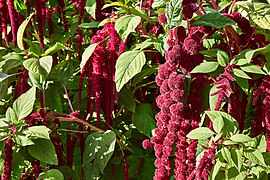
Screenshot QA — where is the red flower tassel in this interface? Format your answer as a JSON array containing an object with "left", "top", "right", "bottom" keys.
[
  {"left": 1, "top": 138, "right": 13, "bottom": 180},
  {"left": 7, "top": 0, "right": 18, "bottom": 47}
]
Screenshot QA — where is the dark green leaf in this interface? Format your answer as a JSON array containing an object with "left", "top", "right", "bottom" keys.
[
  {"left": 192, "top": 12, "right": 236, "bottom": 28},
  {"left": 83, "top": 130, "right": 116, "bottom": 179},
  {"left": 220, "top": 147, "right": 232, "bottom": 164},
  {"left": 42, "top": 42, "right": 72, "bottom": 56},
  {"left": 231, "top": 147, "right": 243, "bottom": 172},
  {"left": 132, "top": 103, "right": 156, "bottom": 137},
  {"left": 79, "top": 22, "right": 100, "bottom": 29},
  {"left": 191, "top": 62, "right": 219, "bottom": 73},
  {"left": 13, "top": 87, "right": 36, "bottom": 120},
  {"left": 187, "top": 127, "right": 215, "bottom": 140},
  {"left": 166, "top": 0, "right": 182, "bottom": 29},
  {"left": 243, "top": 148, "right": 267, "bottom": 167},
  {"left": 131, "top": 65, "right": 158, "bottom": 86},
  {"left": 234, "top": 76, "right": 249, "bottom": 94},
  {"left": 119, "top": 88, "right": 136, "bottom": 113},
  {"left": 115, "top": 51, "right": 146, "bottom": 92},
  {"left": 28, "top": 139, "right": 58, "bottom": 165}
]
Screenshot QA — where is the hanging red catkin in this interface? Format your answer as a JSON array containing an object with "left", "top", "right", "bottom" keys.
[
  {"left": 77, "top": 0, "right": 86, "bottom": 59},
  {"left": 58, "top": 0, "right": 69, "bottom": 31},
  {"left": 14, "top": 68, "right": 30, "bottom": 100},
  {"left": 34, "top": 0, "right": 44, "bottom": 49},
  {"left": 31, "top": 160, "right": 43, "bottom": 179},
  {"left": 41, "top": 0, "right": 46, "bottom": 28},
  {"left": 1, "top": 138, "right": 13, "bottom": 180},
  {"left": 0, "top": 0, "right": 8, "bottom": 46},
  {"left": 51, "top": 135, "right": 64, "bottom": 166},
  {"left": 0, "top": 12, "right": 2, "bottom": 46},
  {"left": 122, "top": 154, "right": 130, "bottom": 180},
  {"left": 7, "top": 0, "right": 18, "bottom": 47}
]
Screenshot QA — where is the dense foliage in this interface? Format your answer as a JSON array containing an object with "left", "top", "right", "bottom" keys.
[{"left": 1, "top": 0, "right": 270, "bottom": 179}]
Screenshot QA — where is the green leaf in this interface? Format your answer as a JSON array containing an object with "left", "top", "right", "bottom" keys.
[
  {"left": 152, "top": 0, "right": 166, "bottom": 8},
  {"left": 23, "top": 56, "right": 53, "bottom": 78},
  {"left": 231, "top": 147, "right": 243, "bottom": 172},
  {"left": 217, "top": 50, "right": 229, "bottom": 67},
  {"left": 79, "top": 22, "right": 100, "bottom": 29},
  {"left": 165, "top": 0, "right": 182, "bottom": 29},
  {"left": 28, "top": 139, "right": 58, "bottom": 165},
  {"left": 119, "top": 88, "right": 136, "bottom": 113},
  {"left": 13, "top": 87, "right": 36, "bottom": 120},
  {"left": 210, "top": 160, "right": 222, "bottom": 180},
  {"left": 15, "top": 135, "right": 34, "bottom": 146},
  {"left": 115, "top": 51, "right": 146, "bottom": 92},
  {"left": 42, "top": 42, "right": 72, "bottom": 56},
  {"left": 6, "top": 107, "right": 17, "bottom": 123},
  {"left": 86, "top": 0, "right": 97, "bottom": 19},
  {"left": 233, "top": 69, "right": 251, "bottom": 79},
  {"left": 17, "top": 13, "right": 34, "bottom": 50},
  {"left": 80, "top": 43, "right": 99, "bottom": 71},
  {"left": 45, "top": 84, "right": 63, "bottom": 112},
  {"left": 23, "top": 125, "right": 51, "bottom": 140},
  {"left": 221, "top": 147, "right": 232, "bottom": 164},
  {"left": 234, "top": 76, "right": 249, "bottom": 94},
  {"left": 131, "top": 65, "right": 158, "bottom": 86},
  {"left": 38, "top": 169, "right": 64, "bottom": 180},
  {"left": 83, "top": 130, "right": 116, "bottom": 179},
  {"left": 243, "top": 148, "right": 267, "bottom": 167},
  {"left": 230, "top": 134, "right": 252, "bottom": 143},
  {"left": 212, "top": 115, "right": 224, "bottom": 134},
  {"left": 236, "top": 2, "right": 270, "bottom": 29},
  {"left": 192, "top": 12, "right": 236, "bottom": 28},
  {"left": 115, "top": 15, "right": 141, "bottom": 40},
  {"left": 132, "top": 103, "right": 156, "bottom": 137},
  {"left": 0, "top": 73, "right": 12, "bottom": 83},
  {"left": 240, "top": 64, "right": 266, "bottom": 75},
  {"left": 23, "top": 39, "right": 41, "bottom": 56},
  {"left": 48, "top": 61, "right": 74, "bottom": 85},
  {"left": 187, "top": 127, "right": 215, "bottom": 140},
  {"left": 191, "top": 62, "right": 219, "bottom": 73}
]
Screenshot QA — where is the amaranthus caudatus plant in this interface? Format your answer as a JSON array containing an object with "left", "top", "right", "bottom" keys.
[{"left": 1, "top": 0, "right": 270, "bottom": 179}]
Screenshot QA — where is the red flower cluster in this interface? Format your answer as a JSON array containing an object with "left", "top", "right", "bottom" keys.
[
  {"left": 1, "top": 138, "right": 13, "bottom": 180},
  {"left": 79, "top": 23, "right": 124, "bottom": 128},
  {"left": 182, "top": 0, "right": 198, "bottom": 20}
]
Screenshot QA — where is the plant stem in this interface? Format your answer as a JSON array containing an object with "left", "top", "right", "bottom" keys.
[{"left": 63, "top": 84, "right": 74, "bottom": 112}]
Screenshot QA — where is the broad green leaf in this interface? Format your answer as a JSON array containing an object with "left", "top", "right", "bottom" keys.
[
  {"left": 210, "top": 160, "right": 222, "bottom": 180},
  {"left": 230, "top": 134, "right": 252, "bottom": 143},
  {"left": 15, "top": 135, "right": 34, "bottom": 146},
  {"left": 38, "top": 169, "right": 64, "bottom": 180},
  {"left": 45, "top": 84, "right": 63, "bottom": 112},
  {"left": 192, "top": 12, "right": 236, "bottom": 28},
  {"left": 86, "top": 0, "right": 97, "bottom": 19},
  {"left": 115, "top": 51, "right": 146, "bottom": 92},
  {"left": 240, "top": 64, "right": 266, "bottom": 75},
  {"left": 235, "top": 172, "right": 247, "bottom": 180},
  {"left": 243, "top": 148, "right": 267, "bottom": 167},
  {"left": 233, "top": 69, "right": 251, "bottom": 79},
  {"left": 5, "top": 107, "right": 17, "bottom": 123},
  {"left": 17, "top": 13, "right": 34, "bottom": 50},
  {"left": 23, "top": 125, "right": 51, "bottom": 140},
  {"left": 131, "top": 65, "right": 158, "bottom": 86},
  {"left": 24, "top": 39, "right": 41, "bottom": 56},
  {"left": 115, "top": 15, "right": 141, "bottom": 40},
  {"left": 209, "top": 85, "right": 225, "bottom": 110},
  {"left": 231, "top": 147, "right": 243, "bottom": 172},
  {"left": 212, "top": 115, "right": 224, "bottom": 134},
  {"left": 187, "top": 127, "right": 215, "bottom": 140},
  {"left": 0, "top": 73, "right": 12, "bottom": 83},
  {"left": 48, "top": 61, "right": 74, "bottom": 85},
  {"left": 234, "top": 76, "right": 249, "bottom": 94},
  {"left": 119, "top": 88, "right": 136, "bottom": 113},
  {"left": 79, "top": 22, "right": 100, "bottom": 29},
  {"left": 152, "top": 0, "right": 166, "bottom": 8},
  {"left": 218, "top": 2, "right": 231, "bottom": 11},
  {"left": 11, "top": 152, "right": 25, "bottom": 179},
  {"left": 80, "top": 43, "right": 99, "bottom": 71},
  {"left": 13, "top": 87, "right": 36, "bottom": 120},
  {"left": 221, "top": 147, "right": 232, "bottom": 164},
  {"left": 191, "top": 62, "right": 219, "bottom": 73},
  {"left": 42, "top": 42, "right": 72, "bottom": 56},
  {"left": 206, "top": 111, "right": 239, "bottom": 134},
  {"left": 28, "top": 139, "right": 58, "bottom": 165},
  {"left": 166, "top": 0, "right": 182, "bottom": 29},
  {"left": 132, "top": 103, "right": 156, "bottom": 137},
  {"left": 23, "top": 56, "right": 53, "bottom": 78},
  {"left": 217, "top": 50, "right": 229, "bottom": 67},
  {"left": 236, "top": 2, "right": 270, "bottom": 29},
  {"left": 83, "top": 130, "right": 116, "bottom": 179}
]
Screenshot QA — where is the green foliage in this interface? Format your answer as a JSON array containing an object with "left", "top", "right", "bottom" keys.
[{"left": 165, "top": 0, "right": 183, "bottom": 29}]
